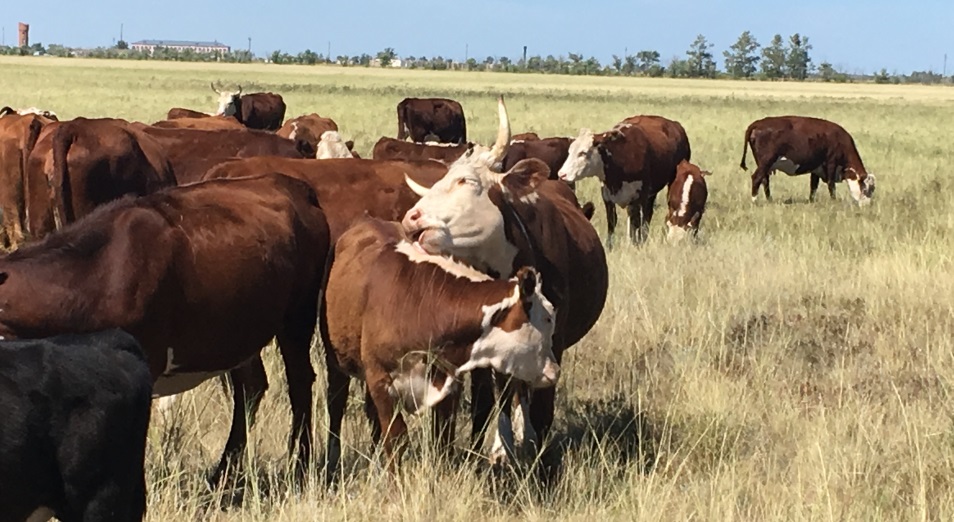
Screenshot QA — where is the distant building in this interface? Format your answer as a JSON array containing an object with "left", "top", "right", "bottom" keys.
[
  {"left": 130, "top": 39, "right": 230, "bottom": 54},
  {"left": 18, "top": 22, "right": 29, "bottom": 48}
]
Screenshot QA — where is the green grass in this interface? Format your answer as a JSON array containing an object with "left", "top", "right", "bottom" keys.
[{"left": 4, "top": 56, "right": 954, "bottom": 521}]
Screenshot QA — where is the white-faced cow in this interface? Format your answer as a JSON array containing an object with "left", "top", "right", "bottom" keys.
[
  {"left": 397, "top": 97, "right": 467, "bottom": 144},
  {"left": 212, "top": 83, "right": 287, "bottom": 131},
  {"left": 0, "top": 329, "right": 152, "bottom": 522},
  {"left": 666, "top": 160, "right": 710, "bottom": 243},
  {"left": 740, "top": 115, "right": 875, "bottom": 205},
  {"left": 558, "top": 115, "right": 691, "bottom": 244},
  {"left": 402, "top": 96, "right": 608, "bottom": 478},
  {"left": 321, "top": 217, "right": 558, "bottom": 481}
]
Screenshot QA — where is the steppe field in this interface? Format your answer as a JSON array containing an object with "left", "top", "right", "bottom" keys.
[{"left": 4, "top": 56, "right": 954, "bottom": 521}]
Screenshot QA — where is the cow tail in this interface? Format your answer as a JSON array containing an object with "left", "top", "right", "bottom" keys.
[
  {"left": 396, "top": 102, "right": 407, "bottom": 141},
  {"left": 51, "top": 125, "right": 76, "bottom": 229},
  {"left": 740, "top": 124, "right": 753, "bottom": 171}
]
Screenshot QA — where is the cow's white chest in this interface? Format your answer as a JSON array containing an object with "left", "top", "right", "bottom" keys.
[
  {"left": 602, "top": 180, "right": 643, "bottom": 206},
  {"left": 388, "top": 360, "right": 458, "bottom": 415},
  {"left": 26, "top": 507, "right": 54, "bottom": 522},
  {"left": 771, "top": 156, "right": 801, "bottom": 176}
]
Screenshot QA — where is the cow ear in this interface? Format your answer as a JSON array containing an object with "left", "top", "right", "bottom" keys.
[
  {"left": 515, "top": 266, "right": 538, "bottom": 309},
  {"left": 499, "top": 158, "right": 548, "bottom": 201},
  {"left": 701, "top": 169, "right": 713, "bottom": 177},
  {"left": 581, "top": 201, "right": 596, "bottom": 221}
]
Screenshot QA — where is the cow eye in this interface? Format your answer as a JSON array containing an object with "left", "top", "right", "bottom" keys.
[{"left": 578, "top": 151, "right": 586, "bottom": 157}]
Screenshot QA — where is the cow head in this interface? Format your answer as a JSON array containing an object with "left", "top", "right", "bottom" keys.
[
  {"left": 457, "top": 267, "right": 560, "bottom": 389},
  {"left": 558, "top": 125, "right": 627, "bottom": 183},
  {"left": 402, "top": 96, "right": 553, "bottom": 278},
  {"left": 666, "top": 162, "right": 710, "bottom": 243},
  {"left": 211, "top": 82, "right": 242, "bottom": 117},
  {"left": 844, "top": 168, "right": 875, "bottom": 206},
  {"left": 315, "top": 131, "right": 355, "bottom": 159}
]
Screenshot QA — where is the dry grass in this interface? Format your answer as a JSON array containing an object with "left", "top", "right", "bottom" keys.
[{"left": 3, "top": 56, "right": 954, "bottom": 521}]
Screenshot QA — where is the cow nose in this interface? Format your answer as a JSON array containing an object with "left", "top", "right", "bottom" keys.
[
  {"left": 534, "top": 358, "right": 561, "bottom": 388},
  {"left": 403, "top": 208, "right": 423, "bottom": 230}
]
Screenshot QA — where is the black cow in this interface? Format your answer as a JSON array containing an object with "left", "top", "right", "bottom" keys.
[
  {"left": 0, "top": 329, "right": 152, "bottom": 522},
  {"left": 396, "top": 97, "right": 467, "bottom": 144}
]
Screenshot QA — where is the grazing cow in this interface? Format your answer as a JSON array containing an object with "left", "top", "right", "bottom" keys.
[
  {"left": 133, "top": 125, "right": 312, "bottom": 184},
  {"left": 152, "top": 115, "right": 245, "bottom": 130},
  {"left": 372, "top": 136, "right": 470, "bottom": 163},
  {"left": 402, "top": 96, "right": 608, "bottom": 476},
  {"left": 322, "top": 217, "right": 559, "bottom": 480},
  {"left": 0, "top": 106, "right": 59, "bottom": 121},
  {"left": 212, "top": 84, "right": 287, "bottom": 131},
  {"left": 0, "top": 329, "right": 152, "bottom": 522},
  {"left": 397, "top": 97, "right": 467, "bottom": 144},
  {"left": 25, "top": 118, "right": 176, "bottom": 240},
  {"left": 315, "top": 131, "right": 357, "bottom": 159},
  {"left": 278, "top": 113, "right": 339, "bottom": 148},
  {"left": 0, "top": 112, "right": 54, "bottom": 249},
  {"left": 740, "top": 115, "right": 876, "bottom": 205},
  {"left": 0, "top": 173, "right": 331, "bottom": 483},
  {"left": 502, "top": 136, "right": 572, "bottom": 181},
  {"left": 166, "top": 107, "right": 211, "bottom": 120},
  {"left": 666, "top": 160, "right": 710, "bottom": 243},
  {"left": 558, "top": 115, "right": 691, "bottom": 244}
]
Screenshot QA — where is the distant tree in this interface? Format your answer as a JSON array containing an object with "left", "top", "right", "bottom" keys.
[
  {"left": 611, "top": 54, "right": 623, "bottom": 74},
  {"left": 466, "top": 57, "right": 478, "bottom": 70},
  {"left": 818, "top": 61, "right": 835, "bottom": 82},
  {"left": 874, "top": 68, "right": 891, "bottom": 84},
  {"left": 116, "top": 40, "right": 128, "bottom": 50},
  {"left": 685, "top": 35, "right": 716, "bottom": 78},
  {"left": 723, "top": 31, "right": 760, "bottom": 78},
  {"left": 635, "top": 50, "right": 660, "bottom": 74},
  {"left": 622, "top": 54, "right": 637, "bottom": 75},
  {"left": 377, "top": 47, "right": 397, "bottom": 68},
  {"left": 786, "top": 33, "right": 813, "bottom": 80},
  {"left": 760, "top": 34, "right": 787, "bottom": 79},
  {"left": 298, "top": 49, "right": 319, "bottom": 65},
  {"left": 46, "top": 44, "right": 72, "bottom": 58},
  {"left": 667, "top": 56, "right": 691, "bottom": 78}
]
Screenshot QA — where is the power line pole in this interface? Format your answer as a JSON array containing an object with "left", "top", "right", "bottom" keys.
[
  {"left": 120, "top": 23, "right": 123, "bottom": 42},
  {"left": 944, "top": 53, "right": 948, "bottom": 77},
  {"left": 327, "top": 41, "right": 331, "bottom": 61},
  {"left": 247, "top": 37, "right": 251, "bottom": 53}
]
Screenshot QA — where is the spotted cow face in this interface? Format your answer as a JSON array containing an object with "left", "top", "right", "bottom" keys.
[
  {"left": 212, "top": 83, "right": 242, "bottom": 117},
  {"left": 844, "top": 168, "right": 875, "bottom": 206},
  {"left": 558, "top": 128, "right": 603, "bottom": 183},
  {"left": 666, "top": 161, "right": 709, "bottom": 243},
  {"left": 315, "top": 131, "right": 355, "bottom": 159}
]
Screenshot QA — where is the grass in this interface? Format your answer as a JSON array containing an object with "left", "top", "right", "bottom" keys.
[{"left": 3, "top": 56, "right": 954, "bottom": 521}]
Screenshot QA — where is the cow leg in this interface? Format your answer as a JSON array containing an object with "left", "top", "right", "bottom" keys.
[
  {"left": 364, "top": 384, "right": 382, "bottom": 446},
  {"left": 431, "top": 389, "right": 459, "bottom": 459},
  {"left": 367, "top": 374, "right": 407, "bottom": 475},
  {"left": 324, "top": 363, "right": 350, "bottom": 486},
  {"left": 810, "top": 173, "right": 821, "bottom": 202},
  {"left": 210, "top": 357, "right": 268, "bottom": 486},
  {"left": 469, "top": 367, "right": 494, "bottom": 456},
  {"left": 604, "top": 198, "right": 618, "bottom": 248},
  {"left": 751, "top": 163, "right": 772, "bottom": 202},
  {"left": 528, "top": 385, "right": 560, "bottom": 484},
  {"left": 277, "top": 310, "right": 319, "bottom": 483},
  {"left": 627, "top": 196, "right": 654, "bottom": 244},
  {"left": 826, "top": 170, "right": 838, "bottom": 200}
]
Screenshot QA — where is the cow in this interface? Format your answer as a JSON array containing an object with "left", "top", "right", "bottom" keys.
[
  {"left": 152, "top": 115, "right": 245, "bottom": 130},
  {"left": 511, "top": 132, "right": 540, "bottom": 141},
  {"left": 740, "top": 115, "right": 876, "bottom": 205},
  {"left": 502, "top": 136, "right": 572, "bottom": 181},
  {"left": 402, "top": 96, "right": 608, "bottom": 478},
  {"left": 0, "top": 106, "right": 59, "bottom": 121},
  {"left": 0, "top": 112, "right": 54, "bottom": 249},
  {"left": 372, "top": 136, "right": 470, "bottom": 163},
  {"left": 25, "top": 118, "right": 176, "bottom": 241},
  {"left": 0, "top": 329, "right": 152, "bottom": 522},
  {"left": 0, "top": 173, "right": 331, "bottom": 484},
  {"left": 321, "top": 217, "right": 559, "bottom": 480},
  {"left": 666, "top": 160, "right": 710, "bottom": 243},
  {"left": 133, "top": 125, "right": 312, "bottom": 184},
  {"left": 558, "top": 115, "right": 691, "bottom": 244},
  {"left": 315, "top": 131, "right": 357, "bottom": 159},
  {"left": 212, "top": 83, "right": 287, "bottom": 131},
  {"left": 166, "top": 107, "right": 211, "bottom": 120},
  {"left": 278, "top": 113, "right": 339, "bottom": 149},
  {"left": 396, "top": 97, "right": 467, "bottom": 144}
]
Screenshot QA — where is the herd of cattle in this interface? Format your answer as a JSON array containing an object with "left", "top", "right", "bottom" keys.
[{"left": 0, "top": 85, "right": 878, "bottom": 520}]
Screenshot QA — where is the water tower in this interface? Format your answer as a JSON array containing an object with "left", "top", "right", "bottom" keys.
[{"left": 18, "top": 23, "right": 28, "bottom": 48}]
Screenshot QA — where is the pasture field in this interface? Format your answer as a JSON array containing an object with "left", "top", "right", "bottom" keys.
[{"left": 3, "top": 56, "right": 954, "bottom": 520}]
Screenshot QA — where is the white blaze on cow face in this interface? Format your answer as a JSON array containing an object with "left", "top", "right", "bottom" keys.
[
  {"left": 558, "top": 128, "right": 605, "bottom": 183},
  {"left": 212, "top": 83, "right": 242, "bottom": 117},
  {"left": 315, "top": 130, "right": 354, "bottom": 159},
  {"left": 845, "top": 168, "right": 874, "bottom": 206},
  {"left": 456, "top": 268, "right": 559, "bottom": 388}
]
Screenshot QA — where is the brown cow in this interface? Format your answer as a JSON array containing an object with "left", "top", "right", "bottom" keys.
[
  {"left": 322, "top": 217, "right": 558, "bottom": 479},
  {"left": 0, "top": 173, "right": 331, "bottom": 483},
  {"left": 166, "top": 107, "right": 211, "bottom": 120},
  {"left": 152, "top": 115, "right": 244, "bottom": 130},
  {"left": 502, "top": 136, "right": 572, "bottom": 181},
  {"left": 397, "top": 97, "right": 467, "bottom": 144},
  {"left": 372, "top": 136, "right": 470, "bottom": 163},
  {"left": 25, "top": 118, "right": 176, "bottom": 241},
  {"left": 212, "top": 84, "right": 287, "bottom": 131},
  {"left": 0, "top": 112, "right": 54, "bottom": 249},
  {"left": 0, "top": 107, "right": 59, "bottom": 121},
  {"left": 278, "top": 113, "right": 339, "bottom": 151},
  {"left": 133, "top": 125, "right": 312, "bottom": 184},
  {"left": 558, "top": 115, "right": 691, "bottom": 244},
  {"left": 511, "top": 132, "right": 540, "bottom": 141},
  {"left": 402, "top": 96, "right": 608, "bottom": 477},
  {"left": 740, "top": 115, "right": 875, "bottom": 204},
  {"left": 666, "top": 160, "right": 709, "bottom": 243}
]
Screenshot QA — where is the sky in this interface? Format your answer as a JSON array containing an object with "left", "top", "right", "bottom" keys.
[{"left": 4, "top": 1, "right": 952, "bottom": 75}]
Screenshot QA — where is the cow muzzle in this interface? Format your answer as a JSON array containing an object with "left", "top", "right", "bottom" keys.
[{"left": 532, "top": 358, "right": 561, "bottom": 389}]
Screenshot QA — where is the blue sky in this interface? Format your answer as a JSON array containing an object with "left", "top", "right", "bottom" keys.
[{"left": 4, "top": 1, "right": 951, "bottom": 74}]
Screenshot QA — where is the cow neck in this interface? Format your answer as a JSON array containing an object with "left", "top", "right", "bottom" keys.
[{"left": 488, "top": 186, "right": 538, "bottom": 277}]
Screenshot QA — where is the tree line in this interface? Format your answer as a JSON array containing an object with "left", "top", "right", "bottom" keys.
[{"left": 2, "top": 32, "right": 950, "bottom": 85}]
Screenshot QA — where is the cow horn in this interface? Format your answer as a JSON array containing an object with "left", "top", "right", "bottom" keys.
[
  {"left": 211, "top": 82, "right": 220, "bottom": 94},
  {"left": 404, "top": 174, "right": 430, "bottom": 197},
  {"left": 237, "top": 85, "right": 243, "bottom": 95},
  {"left": 489, "top": 95, "right": 511, "bottom": 164}
]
